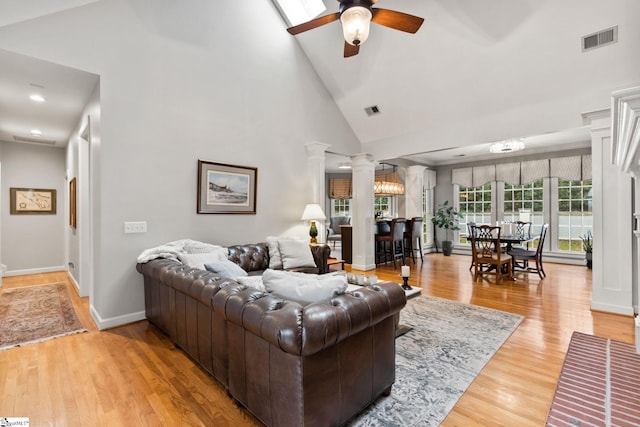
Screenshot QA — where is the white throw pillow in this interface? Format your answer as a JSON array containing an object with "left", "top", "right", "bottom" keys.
[
  {"left": 266, "top": 236, "right": 283, "bottom": 269},
  {"left": 177, "top": 248, "right": 228, "bottom": 271},
  {"left": 236, "top": 276, "right": 266, "bottom": 292},
  {"left": 204, "top": 259, "right": 248, "bottom": 279},
  {"left": 262, "top": 269, "right": 347, "bottom": 305},
  {"left": 277, "top": 239, "right": 316, "bottom": 269}
]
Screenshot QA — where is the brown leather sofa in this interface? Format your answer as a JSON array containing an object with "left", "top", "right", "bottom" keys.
[
  {"left": 137, "top": 249, "right": 406, "bottom": 427},
  {"left": 227, "top": 242, "right": 330, "bottom": 275}
]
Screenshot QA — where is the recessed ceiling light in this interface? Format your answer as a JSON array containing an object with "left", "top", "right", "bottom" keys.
[
  {"left": 30, "top": 94, "right": 46, "bottom": 102},
  {"left": 30, "top": 129, "right": 42, "bottom": 136},
  {"left": 338, "top": 162, "right": 352, "bottom": 169}
]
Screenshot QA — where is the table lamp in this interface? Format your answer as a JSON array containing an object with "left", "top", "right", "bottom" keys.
[
  {"left": 400, "top": 265, "right": 412, "bottom": 290},
  {"left": 301, "top": 203, "right": 326, "bottom": 244}
]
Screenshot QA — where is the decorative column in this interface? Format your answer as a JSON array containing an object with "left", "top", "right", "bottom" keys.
[
  {"left": 588, "top": 108, "right": 633, "bottom": 316},
  {"left": 404, "top": 165, "right": 427, "bottom": 219},
  {"left": 350, "top": 153, "right": 376, "bottom": 271},
  {"left": 305, "top": 142, "right": 331, "bottom": 243}
]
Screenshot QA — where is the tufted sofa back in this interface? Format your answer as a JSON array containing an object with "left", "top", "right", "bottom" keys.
[{"left": 226, "top": 242, "right": 269, "bottom": 273}]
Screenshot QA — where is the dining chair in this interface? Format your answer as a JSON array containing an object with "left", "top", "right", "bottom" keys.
[
  {"left": 514, "top": 221, "right": 533, "bottom": 249},
  {"left": 508, "top": 223, "right": 548, "bottom": 279},
  {"left": 404, "top": 217, "right": 424, "bottom": 264},
  {"left": 467, "top": 222, "right": 477, "bottom": 271},
  {"left": 375, "top": 218, "right": 407, "bottom": 268},
  {"left": 470, "top": 225, "right": 512, "bottom": 284}
]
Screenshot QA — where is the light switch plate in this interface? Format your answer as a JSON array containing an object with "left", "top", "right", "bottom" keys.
[{"left": 124, "top": 221, "right": 147, "bottom": 234}]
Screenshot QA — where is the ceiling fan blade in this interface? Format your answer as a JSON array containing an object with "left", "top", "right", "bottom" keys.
[
  {"left": 287, "top": 13, "right": 341, "bottom": 35},
  {"left": 344, "top": 41, "right": 360, "bottom": 58},
  {"left": 371, "top": 8, "right": 424, "bottom": 34}
]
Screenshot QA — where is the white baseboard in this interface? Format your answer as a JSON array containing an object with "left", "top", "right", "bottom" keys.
[
  {"left": 591, "top": 301, "right": 635, "bottom": 316},
  {"left": 2, "top": 265, "right": 67, "bottom": 277},
  {"left": 90, "top": 305, "right": 146, "bottom": 330}
]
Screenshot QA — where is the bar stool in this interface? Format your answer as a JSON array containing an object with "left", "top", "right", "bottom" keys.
[
  {"left": 375, "top": 218, "right": 407, "bottom": 268},
  {"left": 404, "top": 217, "right": 424, "bottom": 263}
]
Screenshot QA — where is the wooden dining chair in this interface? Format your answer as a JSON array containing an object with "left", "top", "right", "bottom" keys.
[
  {"left": 514, "top": 221, "right": 533, "bottom": 249},
  {"left": 508, "top": 223, "right": 548, "bottom": 279},
  {"left": 467, "top": 222, "right": 476, "bottom": 271},
  {"left": 470, "top": 225, "right": 512, "bottom": 284}
]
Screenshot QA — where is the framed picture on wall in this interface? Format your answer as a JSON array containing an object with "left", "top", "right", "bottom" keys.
[
  {"left": 69, "top": 178, "right": 77, "bottom": 228},
  {"left": 197, "top": 160, "right": 257, "bottom": 214},
  {"left": 10, "top": 187, "right": 57, "bottom": 214}
]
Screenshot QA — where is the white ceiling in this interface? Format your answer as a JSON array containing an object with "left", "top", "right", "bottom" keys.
[
  {"left": 0, "top": 0, "right": 637, "bottom": 163},
  {"left": 0, "top": 49, "right": 98, "bottom": 148}
]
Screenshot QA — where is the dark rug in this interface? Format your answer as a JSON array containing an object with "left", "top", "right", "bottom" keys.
[
  {"left": 546, "top": 331, "right": 640, "bottom": 427},
  {"left": 0, "top": 282, "right": 86, "bottom": 350},
  {"left": 349, "top": 295, "right": 524, "bottom": 426}
]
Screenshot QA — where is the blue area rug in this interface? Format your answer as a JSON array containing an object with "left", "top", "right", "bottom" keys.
[{"left": 349, "top": 295, "right": 524, "bottom": 426}]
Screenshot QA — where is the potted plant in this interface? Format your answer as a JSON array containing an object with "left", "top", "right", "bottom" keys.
[
  {"left": 580, "top": 231, "right": 593, "bottom": 269},
  {"left": 431, "top": 200, "right": 463, "bottom": 256}
]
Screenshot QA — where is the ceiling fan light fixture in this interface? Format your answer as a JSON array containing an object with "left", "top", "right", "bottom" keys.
[
  {"left": 489, "top": 138, "right": 525, "bottom": 154},
  {"left": 340, "top": 6, "right": 372, "bottom": 46}
]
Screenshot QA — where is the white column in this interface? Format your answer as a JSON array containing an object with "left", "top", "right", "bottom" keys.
[
  {"left": 351, "top": 153, "right": 376, "bottom": 271},
  {"left": 591, "top": 117, "right": 634, "bottom": 315},
  {"left": 305, "top": 142, "right": 330, "bottom": 243},
  {"left": 404, "top": 165, "right": 426, "bottom": 219}
]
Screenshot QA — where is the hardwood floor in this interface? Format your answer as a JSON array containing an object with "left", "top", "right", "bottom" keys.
[{"left": 0, "top": 256, "right": 634, "bottom": 426}]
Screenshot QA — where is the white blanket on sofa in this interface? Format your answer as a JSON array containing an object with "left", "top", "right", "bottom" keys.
[{"left": 136, "top": 239, "right": 225, "bottom": 263}]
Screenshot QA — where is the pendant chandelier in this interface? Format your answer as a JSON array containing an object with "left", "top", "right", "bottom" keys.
[{"left": 374, "top": 164, "right": 404, "bottom": 196}]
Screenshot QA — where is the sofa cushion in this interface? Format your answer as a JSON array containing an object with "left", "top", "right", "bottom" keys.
[
  {"left": 262, "top": 269, "right": 347, "bottom": 305},
  {"left": 204, "top": 259, "right": 248, "bottom": 279},
  {"left": 177, "top": 247, "right": 229, "bottom": 270},
  {"left": 236, "top": 276, "right": 267, "bottom": 292},
  {"left": 266, "top": 236, "right": 283, "bottom": 269},
  {"left": 278, "top": 239, "right": 316, "bottom": 269}
]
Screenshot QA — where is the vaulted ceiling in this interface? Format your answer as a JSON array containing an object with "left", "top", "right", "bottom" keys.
[{"left": 1, "top": 0, "right": 638, "bottom": 169}]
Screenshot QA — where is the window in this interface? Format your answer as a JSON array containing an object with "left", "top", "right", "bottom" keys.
[
  {"left": 503, "top": 179, "right": 544, "bottom": 234},
  {"left": 331, "top": 199, "right": 351, "bottom": 217},
  {"left": 457, "top": 183, "right": 492, "bottom": 244},
  {"left": 557, "top": 179, "right": 592, "bottom": 252},
  {"left": 374, "top": 196, "right": 391, "bottom": 217}
]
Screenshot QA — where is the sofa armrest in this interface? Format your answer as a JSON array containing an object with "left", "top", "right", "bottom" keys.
[
  {"left": 309, "top": 243, "right": 330, "bottom": 274},
  {"left": 218, "top": 282, "right": 406, "bottom": 356}
]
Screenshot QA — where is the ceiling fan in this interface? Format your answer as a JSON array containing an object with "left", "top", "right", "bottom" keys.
[{"left": 286, "top": 0, "right": 424, "bottom": 58}]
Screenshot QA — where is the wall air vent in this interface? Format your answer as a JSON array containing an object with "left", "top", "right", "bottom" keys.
[
  {"left": 13, "top": 135, "right": 57, "bottom": 146},
  {"left": 582, "top": 26, "right": 617, "bottom": 52},
  {"left": 364, "top": 105, "right": 381, "bottom": 116}
]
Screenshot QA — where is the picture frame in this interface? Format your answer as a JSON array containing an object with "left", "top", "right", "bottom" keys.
[
  {"left": 69, "top": 178, "right": 77, "bottom": 228},
  {"left": 197, "top": 160, "right": 257, "bottom": 214},
  {"left": 10, "top": 187, "right": 57, "bottom": 215}
]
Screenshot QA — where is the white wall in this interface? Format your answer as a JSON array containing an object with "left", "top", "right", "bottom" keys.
[
  {"left": 0, "top": 0, "right": 361, "bottom": 328},
  {"left": 0, "top": 142, "right": 66, "bottom": 274}
]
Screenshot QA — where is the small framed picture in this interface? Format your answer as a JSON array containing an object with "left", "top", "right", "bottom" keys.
[
  {"left": 10, "top": 187, "right": 57, "bottom": 214},
  {"left": 69, "top": 178, "right": 77, "bottom": 228},
  {"left": 197, "top": 160, "right": 257, "bottom": 214}
]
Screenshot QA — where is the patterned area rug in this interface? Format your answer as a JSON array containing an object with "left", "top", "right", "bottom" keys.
[
  {"left": 546, "top": 331, "right": 640, "bottom": 426},
  {"left": 349, "top": 295, "right": 524, "bottom": 426},
  {"left": 0, "top": 282, "right": 86, "bottom": 350}
]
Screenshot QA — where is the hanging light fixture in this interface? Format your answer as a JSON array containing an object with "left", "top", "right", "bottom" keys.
[
  {"left": 489, "top": 138, "right": 526, "bottom": 154},
  {"left": 340, "top": 5, "right": 372, "bottom": 46},
  {"left": 374, "top": 164, "right": 404, "bottom": 196}
]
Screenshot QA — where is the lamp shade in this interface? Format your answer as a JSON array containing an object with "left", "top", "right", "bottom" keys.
[
  {"left": 340, "top": 6, "right": 372, "bottom": 46},
  {"left": 301, "top": 203, "right": 326, "bottom": 221}
]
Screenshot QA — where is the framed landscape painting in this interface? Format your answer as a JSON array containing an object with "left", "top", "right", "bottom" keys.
[
  {"left": 10, "top": 187, "right": 57, "bottom": 214},
  {"left": 197, "top": 160, "right": 257, "bottom": 214}
]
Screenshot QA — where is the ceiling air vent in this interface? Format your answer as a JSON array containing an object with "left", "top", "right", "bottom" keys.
[
  {"left": 582, "top": 26, "right": 617, "bottom": 52},
  {"left": 13, "top": 135, "right": 57, "bottom": 146},
  {"left": 364, "top": 105, "right": 381, "bottom": 116}
]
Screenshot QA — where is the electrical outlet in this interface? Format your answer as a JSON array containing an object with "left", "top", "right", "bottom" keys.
[{"left": 124, "top": 221, "right": 147, "bottom": 234}]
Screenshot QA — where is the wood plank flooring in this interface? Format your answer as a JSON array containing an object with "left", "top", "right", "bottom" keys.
[{"left": 0, "top": 256, "right": 634, "bottom": 426}]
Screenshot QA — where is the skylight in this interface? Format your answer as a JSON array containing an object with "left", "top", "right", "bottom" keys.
[{"left": 273, "top": 0, "right": 326, "bottom": 26}]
